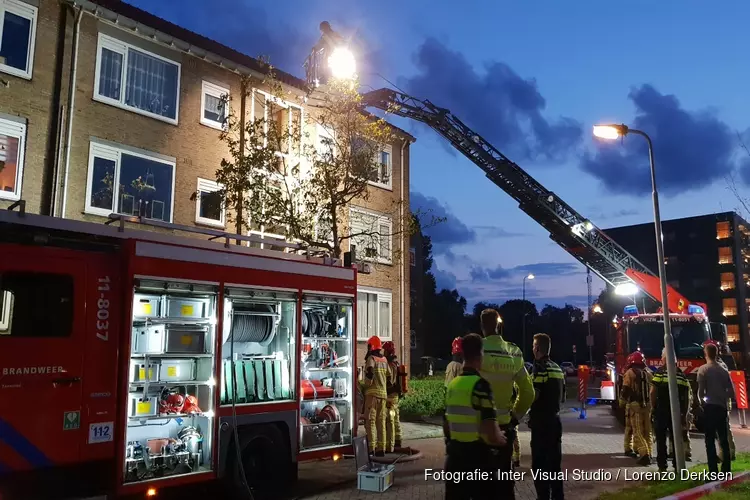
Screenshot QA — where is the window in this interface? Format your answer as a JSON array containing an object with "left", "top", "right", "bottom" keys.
[
  {"left": 357, "top": 289, "right": 392, "bottom": 340},
  {"left": 0, "top": 272, "right": 73, "bottom": 338},
  {"left": 85, "top": 140, "right": 175, "bottom": 222},
  {"left": 200, "top": 81, "right": 229, "bottom": 130},
  {"left": 0, "top": 117, "right": 25, "bottom": 201},
  {"left": 251, "top": 89, "right": 303, "bottom": 156},
  {"left": 195, "top": 178, "right": 225, "bottom": 227},
  {"left": 722, "top": 298, "right": 737, "bottom": 317},
  {"left": 349, "top": 207, "right": 392, "bottom": 264},
  {"left": 248, "top": 182, "right": 289, "bottom": 252},
  {"left": 720, "top": 272, "right": 735, "bottom": 290},
  {"left": 94, "top": 33, "right": 181, "bottom": 123},
  {"left": 0, "top": 0, "right": 37, "bottom": 79},
  {"left": 718, "top": 247, "right": 733, "bottom": 265},
  {"left": 370, "top": 145, "right": 392, "bottom": 189},
  {"left": 716, "top": 221, "right": 731, "bottom": 239},
  {"left": 726, "top": 324, "right": 740, "bottom": 343},
  {"left": 409, "top": 247, "right": 416, "bottom": 267}
]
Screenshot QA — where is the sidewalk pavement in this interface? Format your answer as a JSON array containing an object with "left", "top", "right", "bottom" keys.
[{"left": 292, "top": 407, "right": 750, "bottom": 500}]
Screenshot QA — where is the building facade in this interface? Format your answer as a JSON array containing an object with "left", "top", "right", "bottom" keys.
[
  {"left": 409, "top": 231, "right": 424, "bottom": 371},
  {"left": 605, "top": 211, "right": 750, "bottom": 360},
  {"left": 0, "top": 0, "right": 413, "bottom": 366}
]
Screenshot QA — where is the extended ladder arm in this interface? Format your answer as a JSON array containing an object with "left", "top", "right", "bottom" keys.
[{"left": 362, "top": 88, "right": 689, "bottom": 310}]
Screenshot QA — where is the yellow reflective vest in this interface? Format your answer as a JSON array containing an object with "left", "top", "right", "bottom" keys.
[
  {"left": 481, "top": 335, "right": 534, "bottom": 425},
  {"left": 445, "top": 374, "right": 483, "bottom": 442}
]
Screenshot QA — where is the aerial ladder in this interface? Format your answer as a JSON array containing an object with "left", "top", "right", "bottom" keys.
[{"left": 361, "top": 88, "right": 704, "bottom": 315}]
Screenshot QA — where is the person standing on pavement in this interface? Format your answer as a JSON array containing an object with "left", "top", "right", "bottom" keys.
[
  {"left": 445, "top": 337, "right": 464, "bottom": 388},
  {"left": 480, "top": 308, "right": 534, "bottom": 500},
  {"left": 650, "top": 348, "right": 691, "bottom": 472},
  {"left": 364, "top": 336, "right": 391, "bottom": 456},
  {"left": 529, "top": 333, "right": 565, "bottom": 500},
  {"left": 382, "top": 341, "right": 403, "bottom": 453},
  {"left": 704, "top": 340, "right": 736, "bottom": 463},
  {"left": 697, "top": 342, "right": 735, "bottom": 474},
  {"left": 444, "top": 333, "right": 507, "bottom": 500},
  {"left": 618, "top": 351, "right": 652, "bottom": 465}
]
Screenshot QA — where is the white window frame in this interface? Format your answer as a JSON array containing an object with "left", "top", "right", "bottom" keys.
[
  {"left": 247, "top": 181, "right": 291, "bottom": 251},
  {"left": 195, "top": 178, "right": 225, "bottom": 228},
  {"left": 0, "top": 0, "right": 37, "bottom": 80},
  {"left": 357, "top": 287, "right": 393, "bottom": 341},
  {"left": 0, "top": 116, "right": 26, "bottom": 202},
  {"left": 368, "top": 144, "right": 393, "bottom": 190},
  {"left": 93, "top": 33, "right": 182, "bottom": 125},
  {"left": 251, "top": 88, "right": 304, "bottom": 160},
  {"left": 409, "top": 247, "right": 416, "bottom": 267},
  {"left": 200, "top": 80, "right": 229, "bottom": 130},
  {"left": 84, "top": 139, "right": 176, "bottom": 222},
  {"left": 349, "top": 207, "right": 392, "bottom": 264}
]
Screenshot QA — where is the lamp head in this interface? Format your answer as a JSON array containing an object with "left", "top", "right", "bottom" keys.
[
  {"left": 593, "top": 124, "right": 628, "bottom": 140},
  {"left": 328, "top": 46, "right": 356, "bottom": 80},
  {"left": 526, "top": 273, "right": 535, "bottom": 280}
]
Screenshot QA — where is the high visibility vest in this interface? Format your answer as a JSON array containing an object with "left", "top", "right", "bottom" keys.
[
  {"left": 445, "top": 375, "right": 482, "bottom": 443},
  {"left": 481, "top": 335, "right": 525, "bottom": 425}
]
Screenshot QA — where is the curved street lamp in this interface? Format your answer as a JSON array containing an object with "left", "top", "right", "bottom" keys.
[
  {"left": 592, "top": 123, "right": 685, "bottom": 471},
  {"left": 522, "top": 273, "right": 535, "bottom": 359}
]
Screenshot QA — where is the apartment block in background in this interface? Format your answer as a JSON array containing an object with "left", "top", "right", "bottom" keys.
[
  {"left": 605, "top": 211, "right": 750, "bottom": 363},
  {"left": 0, "top": 0, "right": 413, "bottom": 367}
]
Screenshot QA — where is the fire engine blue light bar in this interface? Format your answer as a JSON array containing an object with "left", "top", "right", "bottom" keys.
[
  {"left": 688, "top": 304, "right": 705, "bottom": 315},
  {"left": 623, "top": 305, "right": 638, "bottom": 316}
]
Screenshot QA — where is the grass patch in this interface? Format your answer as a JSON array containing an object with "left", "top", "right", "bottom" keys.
[
  {"left": 598, "top": 454, "right": 750, "bottom": 500},
  {"left": 399, "top": 373, "right": 446, "bottom": 419}
]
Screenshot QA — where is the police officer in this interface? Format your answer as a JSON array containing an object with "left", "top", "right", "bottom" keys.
[
  {"left": 480, "top": 308, "right": 534, "bottom": 499},
  {"left": 619, "top": 351, "right": 652, "bottom": 466},
  {"left": 529, "top": 333, "right": 565, "bottom": 500},
  {"left": 650, "top": 348, "right": 690, "bottom": 472},
  {"left": 444, "top": 333, "right": 507, "bottom": 500}
]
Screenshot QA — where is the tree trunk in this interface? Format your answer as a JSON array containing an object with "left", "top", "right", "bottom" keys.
[
  {"left": 236, "top": 80, "right": 247, "bottom": 245},
  {"left": 331, "top": 203, "right": 340, "bottom": 259}
]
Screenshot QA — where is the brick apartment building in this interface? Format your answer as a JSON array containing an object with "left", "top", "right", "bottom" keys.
[
  {"left": 0, "top": 0, "right": 413, "bottom": 366},
  {"left": 605, "top": 211, "right": 750, "bottom": 362}
]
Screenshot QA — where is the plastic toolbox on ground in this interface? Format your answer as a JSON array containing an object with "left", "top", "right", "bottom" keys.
[{"left": 353, "top": 436, "right": 394, "bottom": 493}]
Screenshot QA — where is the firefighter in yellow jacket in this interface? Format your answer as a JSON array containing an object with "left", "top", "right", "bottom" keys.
[
  {"left": 364, "top": 336, "right": 391, "bottom": 456},
  {"left": 383, "top": 341, "right": 403, "bottom": 453},
  {"left": 619, "top": 351, "right": 652, "bottom": 465}
]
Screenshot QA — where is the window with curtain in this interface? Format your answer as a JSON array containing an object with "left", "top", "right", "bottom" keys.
[
  {"left": 349, "top": 208, "right": 392, "bottom": 264},
  {"left": 0, "top": 117, "right": 25, "bottom": 201},
  {"left": 0, "top": 0, "right": 38, "bottom": 79},
  {"left": 95, "top": 34, "right": 180, "bottom": 123},
  {"left": 201, "top": 81, "right": 229, "bottom": 129},
  {"left": 356, "top": 290, "right": 392, "bottom": 340}
]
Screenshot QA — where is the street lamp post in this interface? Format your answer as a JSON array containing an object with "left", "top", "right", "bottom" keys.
[
  {"left": 593, "top": 123, "right": 685, "bottom": 471},
  {"left": 522, "top": 273, "right": 535, "bottom": 360}
]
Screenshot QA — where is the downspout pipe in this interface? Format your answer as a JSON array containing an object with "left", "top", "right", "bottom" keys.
[
  {"left": 400, "top": 139, "right": 408, "bottom": 364},
  {"left": 59, "top": 5, "right": 83, "bottom": 218}
]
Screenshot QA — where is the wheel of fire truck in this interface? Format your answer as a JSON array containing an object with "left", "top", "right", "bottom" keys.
[{"left": 230, "top": 423, "right": 295, "bottom": 499}]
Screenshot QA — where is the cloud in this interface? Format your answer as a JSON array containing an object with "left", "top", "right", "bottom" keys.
[
  {"left": 410, "top": 191, "right": 476, "bottom": 251},
  {"left": 587, "top": 207, "right": 640, "bottom": 222},
  {"left": 474, "top": 226, "right": 527, "bottom": 238},
  {"left": 513, "top": 262, "right": 583, "bottom": 277},
  {"left": 469, "top": 265, "right": 511, "bottom": 282},
  {"left": 581, "top": 84, "right": 738, "bottom": 196},
  {"left": 127, "top": 0, "right": 310, "bottom": 75},
  {"left": 403, "top": 38, "right": 583, "bottom": 163},
  {"left": 433, "top": 266, "right": 458, "bottom": 291}
]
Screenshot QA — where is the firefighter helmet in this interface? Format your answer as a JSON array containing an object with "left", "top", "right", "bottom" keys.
[
  {"left": 382, "top": 341, "right": 396, "bottom": 356},
  {"left": 183, "top": 395, "right": 202, "bottom": 414},
  {"left": 703, "top": 339, "right": 719, "bottom": 347},
  {"left": 367, "top": 336, "right": 382, "bottom": 351},
  {"left": 626, "top": 351, "right": 646, "bottom": 368},
  {"left": 159, "top": 392, "right": 186, "bottom": 414},
  {"left": 451, "top": 337, "right": 463, "bottom": 355}
]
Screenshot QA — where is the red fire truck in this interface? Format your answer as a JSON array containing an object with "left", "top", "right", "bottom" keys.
[{"left": 0, "top": 204, "right": 359, "bottom": 499}]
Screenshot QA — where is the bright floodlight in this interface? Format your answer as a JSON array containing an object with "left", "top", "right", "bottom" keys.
[
  {"left": 328, "top": 47, "right": 356, "bottom": 80},
  {"left": 593, "top": 125, "right": 622, "bottom": 140},
  {"left": 497, "top": 316, "right": 503, "bottom": 324},
  {"left": 526, "top": 273, "right": 535, "bottom": 280},
  {"left": 614, "top": 282, "right": 638, "bottom": 296},
  {"left": 592, "top": 304, "right": 603, "bottom": 314}
]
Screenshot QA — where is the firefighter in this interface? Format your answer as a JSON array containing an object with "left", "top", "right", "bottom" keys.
[
  {"left": 382, "top": 341, "right": 403, "bottom": 453},
  {"left": 618, "top": 351, "right": 652, "bottom": 466},
  {"left": 444, "top": 333, "right": 507, "bottom": 499},
  {"left": 650, "top": 348, "right": 691, "bottom": 472},
  {"left": 364, "top": 336, "right": 390, "bottom": 456},
  {"left": 529, "top": 333, "right": 565, "bottom": 500},
  {"left": 480, "top": 308, "right": 534, "bottom": 499},
  {"left": 445, "top": 337, "right": 463, "bottom": 387}
]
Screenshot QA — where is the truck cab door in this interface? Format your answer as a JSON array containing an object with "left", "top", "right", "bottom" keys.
[{"left": 0, "top": 253, "right": 86, "bottom": 471}]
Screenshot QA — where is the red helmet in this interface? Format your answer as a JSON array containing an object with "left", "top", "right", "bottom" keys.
[
  {"left": 367, "top": 336, "right": 382, "bottom": 351},
  {"left": 160, "top": 393, "right": 186, "bottom": 414},
  {"left": 182, "top": 395, "right": 202, "bottom": 414},
  {"left": 382, "top": 341, "right": 396, "bottom": 356},
  {"left": 703, "top": 339, "right": 719, "bottom": 348},
  {"left": 451, "top": 337, "right": 463, "bottom": 355},
  {"left": 627, "top": 351, "right": 646, "bottom": 368}
]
